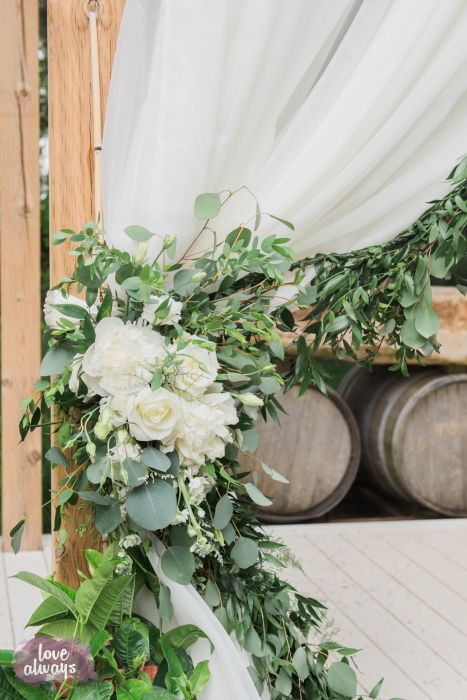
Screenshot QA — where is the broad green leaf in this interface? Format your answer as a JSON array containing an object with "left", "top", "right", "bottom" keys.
[
  {"left": 159, "top": 585, "right": 173, "bottom": 622},
  {"left": 90, "top": 629, "right": 112, "bottom": 658},
  {"left": 46, "top": 443, "right": 70, "bottom": 467},
  {"left": 87, "top": 455, "right": 110, "bottom": 484},
  {"left": 3, "top": 669, "right": 55, "bottom": 700},
  {"left": 194, "top": 192, "right": 221, "bottom": 220},
  {"left": 204, "top": 580, "right": 221, "bottom": 607},
  {"left": 38, "top": 619, "right": 96, "bottom": 643},
  {"left": 243, "top": 626, "right": 263, "bottom": 656},
  {"left": 400, "top": 318, "right": 426, "bottom": 349},
  {"left": 327, "top": 661, "right": 357, "bottom": 697},
  {"left": 139, "top": 447, "right": 171, "bottom": 472},
  {"left": 213, "top": 494, "right": 233, "bottom": 530},
  {"left": 39, "top": 347, "right": 74, "bottom": 377},
  {"left": 122, "top": 458, "right": 148, "bottom": 486},
  {"left": 159, "top": 641, "right": 184, "bottom": 695},
  {"left": 231, "top": 538, "right": 258, "bottom": 569},
  {"left": 414, "top": 303, "right": 440, "bottom": 339},
  {"left": 170, "top": 527, "right": 195, "bottom": 549},
  {"left": 221, "top": 522, "right": 236, "bottom": 545},
  {"left": 293, "top": 646, "right": 309, "bottom": 680},
  {"left": 275, "top": 668, "right": 292, "bottom": 696},
  {"left": 52, "top": 303, "right": 88, "bottom": 320},
  {"left": 369, "top": 678, "right": 384, "bottom": 698},
  {"left": 117, "top": 680, "right": 149, "bottom": 700},
  {"left": 86, "top": 575, "right": 134, "bottom": 630},
  {"left": 75, "top": 543, "right": 118, "bottom": 621},
  {"left": 26, "top": 595, "right": 69, "bottom": 627},
  {"left": 10, "top": 521, "right": 25, "bottom": 554},
  {"left": 161, "top": 546, "right": 195, "bottom": 585},
  {"left": 95, "top": 499, "right": 122, "bottom": 534},
  {"left": 245, "top": 482, "right": 272, "bottom": 507},
  {"left": 258, "top": 376, "right": 281, "bottom": 395},
  {"left": 225, "top": 227, "right": 251, "bottom": 248},
  {"left": 141, "top": 692, "right": 179, "bottom": 700},
  {"left": 72, "top": 680, "right": 114, "bottom": 700},
  {"left": 0, "top": 667, "right": 23, "bottom": 699},
  {"left": 124, "top": 225, "right": 153, "bottom": 241},
  {"left": 126, "top": 479, "right": 177, "bottom": 531},
  {"left": 190, "top": 660, "right": 211, "bottom": 695},
  {"left": 12, "top": 572, "right": 76, "bottom": 614},
  {"left": 161, "top": 624, "right": 214, "bottom": 653},
  {"left": 0, "top": 651, "right": 14, "bottom": 667},
  {"left": 113, "top": 626, "right": 149, "bottom": 667}
]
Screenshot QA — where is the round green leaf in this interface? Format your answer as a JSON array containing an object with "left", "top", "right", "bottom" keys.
[
  {"left": 126, "top": 478, "right": 177, "bottom": 531},
  {"left": 213, "top": 494, "right": 233, "bottom": 530},
  {"left": 327, "top": 661, "right": 357, "bottom": 697},
  {"left": 194, "top": 192, "right": 221, "bottom": 220},
  {"left": 94, "top": 500, "right": 121, "bottom": 534},
  {"left": 414, "top": 303, "right": 440, "bottom": 339},
  {"left": 122, "top": 458, "right": 148, "bottom": 486},
  {"left": 245, "top": 482, "right": 273, "bottom": 507},
  {"left": 40, "top": 348, "right": 74, "bottom": 377},
  {"left": 400, "top": 318, "right": 426, "bottom": 349},
  {"left": 124, "top": 225, "right": 153, "bottom": 241},
  {"left": 161, "top": 546, "right": 195, "bottom": 585},
  {"left": 231, "top": 537, "right": 258, "bottom": 569},
  {"left": 140, "top": 447, "right": 171, "bottom": 472}
]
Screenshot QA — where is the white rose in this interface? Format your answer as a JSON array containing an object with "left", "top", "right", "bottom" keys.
[
  {"left": 43, "top": 290, "right": 97, "bottom": 330},
  {"left": 141, "top": 295, "right": 183, "bottom": 327},
  {"left": 69, "top": 353, "right": 95, "bottom": 400},
  {"left": 127, "top": 386, "right": 184, "bottom": 442},
  {"left": 100, "top": 395, "right": 128, "bottom": 427},
  {"left": 82, "top": 317, "right": 166, "bottom": 396},
  {"left": 165, "top": 341, "right": 219, "bottom": 398}
]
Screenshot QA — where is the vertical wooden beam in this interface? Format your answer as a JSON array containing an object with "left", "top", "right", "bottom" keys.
[
  {"left": 0, "top": 0, "right": 42, "bottom": 552},
  {"left": 47, "top": 0, "right": 125, "bottom": 585}
]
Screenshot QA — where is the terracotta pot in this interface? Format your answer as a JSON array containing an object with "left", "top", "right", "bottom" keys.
[{"left": 143, "top": 665, "right": 158, "bottom": 682}]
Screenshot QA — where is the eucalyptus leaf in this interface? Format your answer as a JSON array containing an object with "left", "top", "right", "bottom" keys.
[
  {"left": 140, "top": 447, "right": 171, "bottom": 472},
  {"left": 414, "top": 303, "right": 440, "bottom": 339},
  {"left": 124, "top": 225, "right": 153, "bottom": 241},
  {"left": 126, "top": 478, "right": 177, "bottom": 531},
  {"left": 245, "top": 482, "right": 273, "bottom": 507},
  {"left": 40, "top": 348, "right": 74, "bottom": 377},
  {"left": 204, "top": 579, "right": 221, "bottom": 607},
  {"left": 194, "top": 192, "right": 221, "bottom": 220},
  {"left": 94, "top": 499, "right": 122, "bottom": 534},
  {"left": 159, "top": 585, "right": 173, "bottom": 622},
  {"left": 231, "top": 537, "right": 258, "bottom": 569},
  {"left": 400, "top": 318, "right": 427, "bottom": 349},
  {"left": 243, "top": 626, "right": 263, "bottom": 656},
  {"left": 45, "top": 446, "right": 70, "bottom": 469},
  {"left": 161, "top": 546, "right": 195, "bottom": 585},
  {"left": 327, "top": 662, "right": 357, "bottom": 697},
  {"left": 122, "top": 458, "right": 148, "bottom": 486},
  {"left": 213, "top": 494, "right": 233, "bottom": 530}
]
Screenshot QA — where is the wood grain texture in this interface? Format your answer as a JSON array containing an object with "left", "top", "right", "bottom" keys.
[
  {"left": 341, "top": 367, "right": 467, "bottom": 516},
  {"left": 48, "top": 0, "right": 125, "bottom": 584},
  {"left": 0, "top": 0, "right": 42, "bottom": 551},
  {"left": 281, "top": 286, "right": 467, "bottom": 365},
  {"left": 242, "top": 385, "right": 360, "bottom": 522}
]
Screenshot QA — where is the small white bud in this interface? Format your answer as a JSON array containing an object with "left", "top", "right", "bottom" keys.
[
  {"left": 132, "top": 241, "right": 148, "bottom": 267},
  {"left": 162, "top": 233, "right": 177, "bottom": 250},
  {"left": 86, "top": 441, "right": 96, "bottom": 457},
  {"left": 190, "top": 271, "right": 206, "bottom": 283},
  {"left": 116, "top": 428, "right": 130, "bottom": 445},
  {"left": 240, "top": 393, "right": 264, "bottom": 407}
]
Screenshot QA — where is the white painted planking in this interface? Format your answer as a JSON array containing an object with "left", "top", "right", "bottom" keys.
[
  {"left": 346, "top": 532, "right": 467, "bottom": 637},
  {"left": 3, "top": 548, "right": 49, "bottom": 644},
  {"left": 273, "top": 528, "right": 430, "bottom": 700},
  {"left": 323, "top": 532, "right": 467, "bottom": 677},
  {"left": 420, "top": 530, "right": 467, "bottom": 572},
  {"left": 381, "top": 531, "right": 467, "bottom": 598}
]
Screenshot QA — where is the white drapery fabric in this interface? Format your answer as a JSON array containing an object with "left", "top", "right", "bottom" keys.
[
  {"left": 103, "top": 0, "right": 467, "bottom": 262},
  {"left": 132, "top": 539, "right": 267, "bottom": 700},
  {"left": 103, "top": 2, "right": 467, "bottom": 698}
]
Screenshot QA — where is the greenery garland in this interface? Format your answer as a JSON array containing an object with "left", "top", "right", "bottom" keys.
[{"left": 5, "top": 157, "right": 467, "bottom": 700}]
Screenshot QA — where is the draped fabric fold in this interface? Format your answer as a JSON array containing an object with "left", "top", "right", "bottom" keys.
[{"left": 103, "top": 0, "right": 467, "bottom": 262}]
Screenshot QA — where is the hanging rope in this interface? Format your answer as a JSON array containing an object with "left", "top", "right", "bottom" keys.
[{"left": 89, "top": 8, "right": 103, "bottom": 228}]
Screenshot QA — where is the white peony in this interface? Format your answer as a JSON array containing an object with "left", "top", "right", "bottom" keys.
[
  {"left": 165, "top": 340, "right": 219, "bottom": 398},
  {"left": 43, "top": 290, "right": 97, "bottom": 330},
  {"left": 100, "top": 395, "right": 128, "bottom": 427},
  {"left": 163, "top": 391, "right": 236, "bottom": 467},
  {"left": 141, "top": 295, "right": 183, "bottom": 327},
  {"left": 127, "top": 386, "right": 184, "bottom": 442},
  {"left": 188, "top": 476, "right": 215, "bottom": 505},
  {"left": 82, "top": 317, "right": 166, "bottom": 396}
]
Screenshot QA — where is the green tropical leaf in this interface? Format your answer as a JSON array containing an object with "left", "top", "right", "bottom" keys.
[
  {"left": 72, "top": 680, "right": 114, "bottom": 700},
  {"left": 87, "top": 575, "right": 134, "bottom": 631},
  {"left": 0, "top": 651, "right": 14, "bottom": 667},
  {"left": 26, "top": 595, "right": 69, "bottom": 627},
  {"left": 38, "top": 619, "right": 97, "bottom": 643},
  {"left": 90, "top": 630, "right": 112, "bottom": 658},
  {"left": 141, "top": 691, "right": 179, "bottom": 700},
  {"left": 3, "top": 669, "right": 55, "bottom": 700},
  {"left": 113, "top": 626, "right": 149, "bottom": 668},
  {"left": 159, "top": 641, "right": 184, "bottom": 695},
  {"left": 190, "top": 660, "right": 211, "bottom": 695},
  {"left": 12, "top": 572, "right": 76, "bottom": 614},
  {"left": 160, "top": 624, "right": 214, "bottom": 653},
  {"left": 0, "top": 667, "right": 22, "bottom": 699},
  {"left": 75, "top": 543, "right": 118, "bottom": 621},
  {"left": 116, "top": 680, "right": 149, "bottom": 700}
]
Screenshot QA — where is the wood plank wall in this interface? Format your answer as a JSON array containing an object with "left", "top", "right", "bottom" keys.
[
  {"left": 47, "top": 0, "right": 125, "bottom": 585},
  {"left": 0, "top": 0, "right": 42, "bottom": 552}
]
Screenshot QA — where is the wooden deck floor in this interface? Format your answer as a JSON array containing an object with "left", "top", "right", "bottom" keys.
[{"left": 1, "top": 520, "right": 467, "bottom": 699}]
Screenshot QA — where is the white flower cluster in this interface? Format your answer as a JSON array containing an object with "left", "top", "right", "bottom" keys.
[{"left": 69, "top": 316, "right": 237, "bottom": 489}]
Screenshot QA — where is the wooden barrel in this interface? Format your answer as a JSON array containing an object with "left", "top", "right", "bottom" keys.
[
  {"left": 243, "top": 384, "right": 361, "bottom": 523},
  {"left": 339, "top": 367, "right": 467, "bottom": 516}
]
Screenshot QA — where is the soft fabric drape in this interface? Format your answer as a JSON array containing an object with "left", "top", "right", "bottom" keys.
[{"left": 103, "top": 0, "right": 467, "bottom": 262}]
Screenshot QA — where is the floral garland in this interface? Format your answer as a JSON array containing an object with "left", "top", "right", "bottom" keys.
[{"left": 11, "top": 161, "right": 466, "bottom": 698}]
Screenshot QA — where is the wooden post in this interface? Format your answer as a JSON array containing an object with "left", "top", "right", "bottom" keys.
[
  {"left": 48, "top": 0, "right": 125, "bottom": 585},
  {"left": 0, "top": 0, "right": 42, "bottom": 552}
]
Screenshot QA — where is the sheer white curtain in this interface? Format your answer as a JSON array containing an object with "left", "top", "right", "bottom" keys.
[
  {"left": 102, "top": 2, "right": 467, "bottom": 698},
  {"left": 103, "top": 0, "right": 467, "bottom": 262}
]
